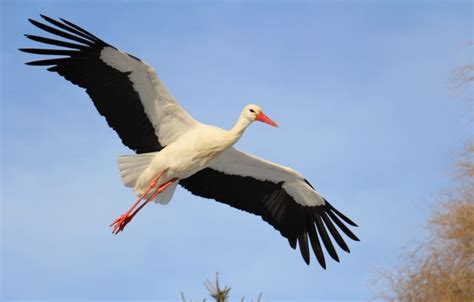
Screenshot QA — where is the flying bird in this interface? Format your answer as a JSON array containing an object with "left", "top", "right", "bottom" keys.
[{"left": 20, "top": 15, "right": 359, "bottom": 268}]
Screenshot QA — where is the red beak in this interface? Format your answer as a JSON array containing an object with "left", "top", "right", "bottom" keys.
[{"left": 255, "top": 112, "right": 278, "bottom": 127}]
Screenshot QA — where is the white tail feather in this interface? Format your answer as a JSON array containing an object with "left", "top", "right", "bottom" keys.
[{"left": 117, "top": 153, "right": 156, "bottom": 188}]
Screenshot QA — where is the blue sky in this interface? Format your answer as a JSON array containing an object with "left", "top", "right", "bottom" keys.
[{"left": 1, "top": 1, "right": 472, "bottom": 301}]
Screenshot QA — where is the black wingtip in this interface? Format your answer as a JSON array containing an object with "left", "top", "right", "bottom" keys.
[
  {"left": 348, "top": 219, "right": 359, "bottom": 227},
  {"left": 298, "top": 234, "right": 311, "bottom": 265},
  {"left": 28, "top": 18, "right": 46, "bottom": 31},
  {"left": 303, "top": 257, "right": 310, "bottom": 265},
  {"left": 307, "top": 220, "right": 326, "bottom": 269},
  {"left": 326, "top": 210, "right": 360, "bottom": 242},
  {"left": 40, "top": 15, "right": 54, "bottom": 24},
  {"left": 288, "top": 237, "right": 297, "bottom": 249},
  {"left": 40, "top": 14, "right": 58, "bottom": 24},
  {"left": 321, "top": 212, "right": 351, "bottom": 253},
  {"left": 340, "top": 241, "right": 351, "bottom": 253},
  {"left": 314, "top": 214, "right": 340, "bottom": 262},
  {"left": 28, "top": 18, "right": 39, "bottom": 25},
  {"left": 325, "top": 199, "right": 359, "bottom": 227}
]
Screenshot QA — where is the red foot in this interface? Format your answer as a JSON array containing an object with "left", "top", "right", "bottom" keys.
[
  {"left": 110, "top": 213, "right": 133, "bottom": 234},
  {"left": 109, "top": 173, "right": 178, "bottom": 235}
]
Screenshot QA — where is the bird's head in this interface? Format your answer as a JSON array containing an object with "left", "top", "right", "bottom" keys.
[{"left": 242, "top": 104, "right": 278, "bottom": 127}]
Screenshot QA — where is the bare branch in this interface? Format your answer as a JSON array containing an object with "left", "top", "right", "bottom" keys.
[{"left": 375, "top": 144, "right": 474, "bottom": 301}]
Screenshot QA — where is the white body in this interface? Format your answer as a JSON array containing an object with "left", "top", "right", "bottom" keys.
[{"left": 121, "top": 124, "right": 234, "bottom": 197}]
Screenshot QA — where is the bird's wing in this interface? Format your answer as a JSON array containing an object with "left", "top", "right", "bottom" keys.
[
  {"left": 20, "top": 15, "right": 198, "bottom": 154},
  {"left": 180, "top": 147, "right": 359, "bottom": 267}
]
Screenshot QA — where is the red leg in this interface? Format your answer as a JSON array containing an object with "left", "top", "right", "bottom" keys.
[
  {"left": 110, "top": 175, "right": 178, "bottom": 234},
  {"left": 127, "top": 178, "right": 178, "bottom": 221},
  {"left": 110, "top": 169, "right": 167, "bottom": 234}
]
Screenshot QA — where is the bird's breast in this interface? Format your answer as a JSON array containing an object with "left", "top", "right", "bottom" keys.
[{"left": 160, "top": 126, "right": 233, "bottom": 179}]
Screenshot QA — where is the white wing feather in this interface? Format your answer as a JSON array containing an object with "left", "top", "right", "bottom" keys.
[
  {"left": 100, "top": 47, "right": 198, "bottom": 146},
  {"left": 209, "top": 147, "right": 325, "bottom": 207}
]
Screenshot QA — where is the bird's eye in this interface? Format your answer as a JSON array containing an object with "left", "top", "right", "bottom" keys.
[{"left": 249, "top": 109, "right": 255, "bottom": 113}]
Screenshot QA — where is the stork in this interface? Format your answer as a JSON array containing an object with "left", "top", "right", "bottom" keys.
[{"left": 20, "top": 15, "right": 359, "bottom": 268}]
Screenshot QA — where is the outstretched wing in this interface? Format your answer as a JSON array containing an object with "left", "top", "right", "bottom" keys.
[
  {"left": 20, "top": 15, "right": 198, "bottom": 154},
  {"left": 180, "top": 148, "right": 359, "bottom": 267}
]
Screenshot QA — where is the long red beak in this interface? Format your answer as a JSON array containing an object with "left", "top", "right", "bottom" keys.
[{"left": 255, "top": 112, "right": 278, "bottom": 127}]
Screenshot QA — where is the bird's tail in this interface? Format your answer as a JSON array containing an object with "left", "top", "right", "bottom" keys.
[
  {"left": 117, "top": 153, "right": 178, "bottom": 205},
  {"left": 117, "top": 153, "right": 156, "bottom": 189}
]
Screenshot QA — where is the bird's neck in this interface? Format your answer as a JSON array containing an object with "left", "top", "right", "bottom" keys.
[{"left": 227, "top": 115, "right": 251, "bottom": 145}]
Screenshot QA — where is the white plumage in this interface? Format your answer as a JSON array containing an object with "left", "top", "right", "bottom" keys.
[
  {"left": 100, "top": 46, "right": 198, "bottom": 147},
  {"left": 21, "top": 15, "right": 359, "bottom": 267}
]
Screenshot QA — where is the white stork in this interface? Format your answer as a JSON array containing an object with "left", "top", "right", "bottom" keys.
[{"left": 20, "top": 15, "right": 359, "bottom": 268}]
